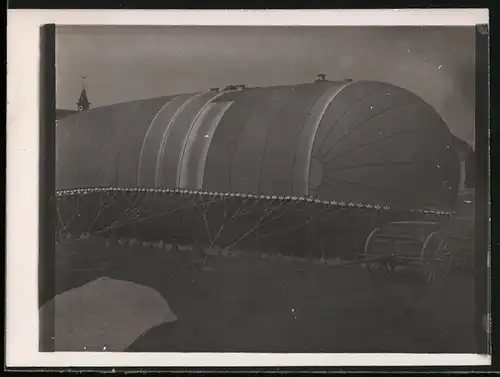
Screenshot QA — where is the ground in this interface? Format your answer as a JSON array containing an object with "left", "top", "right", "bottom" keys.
[{"left": 49, "top": 237, "right": 478, "bottom": 353}]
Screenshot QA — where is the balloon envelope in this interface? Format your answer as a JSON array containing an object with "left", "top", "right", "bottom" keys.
[{"left": 56, "top": 80, "right": 461, "bottom": 210}]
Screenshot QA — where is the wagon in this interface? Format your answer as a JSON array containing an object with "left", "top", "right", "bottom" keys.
[{"left": 361, "top": 220, "right": 453, "bottom": 284}]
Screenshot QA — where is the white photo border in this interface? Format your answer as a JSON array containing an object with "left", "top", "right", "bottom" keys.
[{"left": 6, "top": 8, "right": 490, "bottom": 368}]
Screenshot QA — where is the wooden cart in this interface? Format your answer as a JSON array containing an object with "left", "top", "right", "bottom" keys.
[{"left": 361, "top": 221, "right": 453, "bottom": 284}]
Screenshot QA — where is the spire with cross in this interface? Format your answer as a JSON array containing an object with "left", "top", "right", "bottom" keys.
[{"left": 77, "top": 76, "right": 91, "bottom": 111}]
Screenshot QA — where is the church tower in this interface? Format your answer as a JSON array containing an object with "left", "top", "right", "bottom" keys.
[{"left": 77, "top": 76, "right": 91, "bottom": 111}]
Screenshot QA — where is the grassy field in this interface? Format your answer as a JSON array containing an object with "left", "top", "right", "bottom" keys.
[{"left": 49, "top": 236, "right": 478, "bottom": 354}]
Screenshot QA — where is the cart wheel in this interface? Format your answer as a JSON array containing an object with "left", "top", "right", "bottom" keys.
[
  {"left": 421, "top": 232, "right": 451, "bottom": 285},
  {"left": 363, "top": 227, "right": 394, "bottom": 280}
]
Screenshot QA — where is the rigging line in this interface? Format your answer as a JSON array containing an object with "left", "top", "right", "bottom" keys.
[
  {"left": 323, "top": 160, "right": 416, "bottom": 172},
  {"left": 228, "top": 90, "right": 272, "bottom": 191},
  {"left": 256, "top": 87, "right": 295, "bottom": 193},
  {"left": 315, "top": 85, "right": 391, "bottom": 153},
  {"left": 290, "top": 83, "right": 343, "bottom": 194},
  {"left": 318, "top": 102, "right": 415, "bottom": 160},
  {"left": 321, "top": 174, "right": 412, "bottom": 199},
  {"left": 320, "top": 128, "right": 421, "bottom": 166},
  {"left": 322, "top": 174, "right": 385, "bottom": 193},
  {"left": 319, "top": 175, "right": 404, "bottom": 207}
]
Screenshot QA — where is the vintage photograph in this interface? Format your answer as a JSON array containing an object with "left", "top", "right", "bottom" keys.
[{"left": 45, "top": 24, "right": 482, "bottom": 354}]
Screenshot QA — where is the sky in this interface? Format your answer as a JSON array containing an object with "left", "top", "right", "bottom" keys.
[{"left": 56, "top": 25, "right": 476, "bottom": 145}]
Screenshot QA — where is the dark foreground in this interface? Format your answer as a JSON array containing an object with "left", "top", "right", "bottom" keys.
[{"left": 49, "top": 237, "right": 477, "bottom": 353}]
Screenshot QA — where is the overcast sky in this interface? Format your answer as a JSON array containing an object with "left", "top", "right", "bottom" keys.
[{"left": 56, "top": 25, "right": 475, "bottom": 145}]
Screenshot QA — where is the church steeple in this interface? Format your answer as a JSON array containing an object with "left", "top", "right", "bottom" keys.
[{"left": 77, "top": 76, "right": 91, "bottom": 111}]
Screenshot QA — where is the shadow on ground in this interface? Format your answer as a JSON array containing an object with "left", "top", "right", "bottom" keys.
[{"left": 48, "top": 237, "right": 477, "bottom": 353}]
